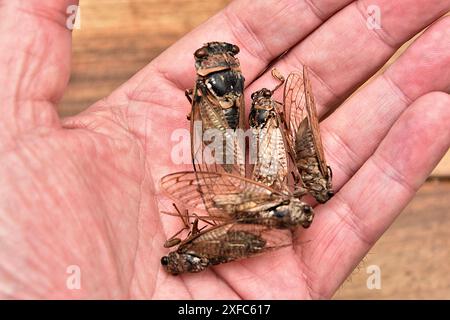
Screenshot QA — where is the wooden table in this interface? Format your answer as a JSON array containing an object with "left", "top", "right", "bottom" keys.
[{"left": 61, "top": 0, "right": 450, "bottom": 299}]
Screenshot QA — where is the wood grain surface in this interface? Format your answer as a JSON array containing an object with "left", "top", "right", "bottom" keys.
[
  {"left": 60, "top": 0, "right": 450, "bottom": 299},
  {"left": 334, "top": 181, "right": 450, "bottom": 299}
]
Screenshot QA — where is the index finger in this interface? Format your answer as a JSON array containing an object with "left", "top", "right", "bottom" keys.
[{"left": 121, "top": 0, "right": 354, "bottom": 93}]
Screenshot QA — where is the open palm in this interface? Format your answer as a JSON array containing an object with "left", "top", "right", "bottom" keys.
[{"left": 1, "top": 0, "right": 449, "bottom": 299}]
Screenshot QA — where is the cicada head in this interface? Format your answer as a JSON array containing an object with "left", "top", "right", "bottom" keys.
[
  {"left": 194, "top": 42, "right": 241, "bottom": 76},
  {"left": 311, "top": 166, "right": 334, "bottom": 204},
  {"left": 249, "top": 88, "right": 276, "bottom": 127},
  {"left": 289, "top": 198, "right": 314, "bottom": 228},
  {"left": 271, "top": 199, "right": 314, "bottom": 228},
  {"left": 310, "top": 186, "right": 334, "bottom": 203},
  {"left": 161, "top": 252, "right": 209, "bottom": 275}
]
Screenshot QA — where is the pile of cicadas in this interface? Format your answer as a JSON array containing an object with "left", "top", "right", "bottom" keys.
[{"left": 160, "top": 42, "right": 334, "bottom": 275}]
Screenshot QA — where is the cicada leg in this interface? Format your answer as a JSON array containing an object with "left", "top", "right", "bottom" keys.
[
  {"left": 271, "top": 68, "right": 286, "bottom": 93},
  {"left": 190, "top": 213, "right": 216, "bottom": 236},
  {"left": 185, "top": 88, "right": 194, "bottom": 120},
  {"left": 185, "top": 88, "right": 193, "bottom": 104},
  {"left": 163, "top": 203, "right": 191, "bottom": 248}
]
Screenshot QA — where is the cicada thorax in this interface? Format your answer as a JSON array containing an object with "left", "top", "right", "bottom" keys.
[{"left": 190, "top": 42, "right": 246, "bottom": 176}]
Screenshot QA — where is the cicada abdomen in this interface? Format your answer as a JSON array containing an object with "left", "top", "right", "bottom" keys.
[
  {"left": 283, "top": 67, "right": 334, "bottom": 204},
  {"left": 187, "top": 42, "right": 246, "bottom": 178}
]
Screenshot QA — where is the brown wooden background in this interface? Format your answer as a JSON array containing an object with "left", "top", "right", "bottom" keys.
[{"left": 60, "top": 0, "right": 450, "bottom": 299}]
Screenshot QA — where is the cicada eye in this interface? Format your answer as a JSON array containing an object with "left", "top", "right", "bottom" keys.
[
  {"left": 263, "top": 89, "right": 272, "bottom": 97},
  {"left": 161, "top": 256, "right": 169, "bottom": 266},
  {"left": 326, "top": 190, "right": 335, "bottom": 198},
  {"left": 194, "top": 48, "right": 208, "bottom": 58},
  {"left": 303, "top": 205, "right": 312, "bottom": 214},
  {"left": 231, "top": 45, "right": 240, "bottom": 55},
  {"left": 251, "top": 92, "right": 257, "bottom": 100}
]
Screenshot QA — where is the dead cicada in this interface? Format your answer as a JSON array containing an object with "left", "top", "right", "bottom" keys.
[
  {"left": 160, "top": 217, "right": 292, "bottom": 275},
  {"left": 282, "top": 67, "right": 334, "bottom": 203},
  {"left": 249, "top": 69, "right": 290, "bottom": 192},
  {"left": 160, "top": 171, "right": 313, "bottom": 230},
  {"left": 186, "top": 42, "right": 246, "bottom": 177}
]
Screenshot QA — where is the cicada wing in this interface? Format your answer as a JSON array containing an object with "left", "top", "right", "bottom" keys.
[
  {"left": 303, "top": 66, "right": 329, "bottom": 178},
  {"left": 190, "top": 93, "right": 225, "bottom": 174},
  {"left": 183, "top": 221, "right": 292, "bottom": 262},
  {"left": 190, "top": 89, "right": 245, "bottom": 178},
  {"left": 251, "top": 115, "right": 289, "bottom": 192},
  {"left": 235, "top": 93, "right": 247, "bottom": 177},
  {"left": 282, "top": 72, "right": 307, "bottom": 186},
  {"left": 226, "top": 222, "right": 293, "bottom": 252},
  {"left": 283, "top": 72, "right": 307, "bottom": 150},
  {"left": 160, "top": 171, "right": 283, "bottom": 219},
  {"left": 190, "top": 91, "right": 244, "bottom": 214}
]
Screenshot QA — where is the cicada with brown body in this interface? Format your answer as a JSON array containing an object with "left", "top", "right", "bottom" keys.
[
  {"left": 187, "top": 42, "right": 246, "bottom": 177},
  {"left": 249, "top": 69, "right": 292, "bottom": 192},
  {"left": 160, "top": 171, "right": 313, "bottom": 230},
  {"left": 161, "top": 218, "right": 292, "bottom": 275},
  {"left": 283, "top": 67, "right": 334, "bottom": 203}
]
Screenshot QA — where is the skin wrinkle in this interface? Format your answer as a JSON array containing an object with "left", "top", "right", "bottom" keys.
[
  {"left": 355, "top": 0, "right": 398, "bottom": 50},
  {"left": 332, "top": 194, "right": 377, "bottom": 247},
  {"left": 223, "top": 8, "right": 274, "bottom": 63},
  {"left": 223, "top": 261, "right": 277, "bottom": 299},
  {"left": 122, "top": 81, "right": 188, "bottom": 125},
  {"left": 292, "top": 244, "right": 315, "bottom": 299},
  {"left": 381, "top": 72, "right": 415, "bottom": 105},
  {"left": 19, "top": 39, "right": 50, "bottom": 100},
  {"left": 277, "top": 50, "right": 341, "bottom": 108},
  {"left": 3, "top": 144, "right": 89, "bottom": 296},
  {"left": 0, "top": 169, "right": 42, "bottom": 296},
  {"left": 81, "top": 134, "right": 143, "bottom": 296},
  {"left": 321, "top": 127, "right": 362, "bottom": 180},
  {"left": 304, "top": 0, "right": 329, "bottom": 22},
  {"left": 306, "top": 223, "right": 343, "bottom": 296},
  {"left": 0, "top": 8, "right": 69, "bottom": 131},
  {"left": 370, "top": 152, "right": 417, "bottom": 195},
  {"left": 209, "top": 268, "right": 243, "bottom": 299},
  {"left": 101, "top": 207, "right": 129, "bottom": 296},
  {"left": 145, "top": 57, "right": 189, "bottom": 93},
  {"left": 127, "top": 107, "right": 152, "bottom": 298},
  {"left": 16, "top": 3, "right": 71, "bottom": 30},
  {"left": 59, "top": 148, "right": 126, "bottom": 296}
]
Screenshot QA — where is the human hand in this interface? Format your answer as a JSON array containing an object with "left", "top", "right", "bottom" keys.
[{"left": 0, "top": 0, "right": 449, "bottom": 299}]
